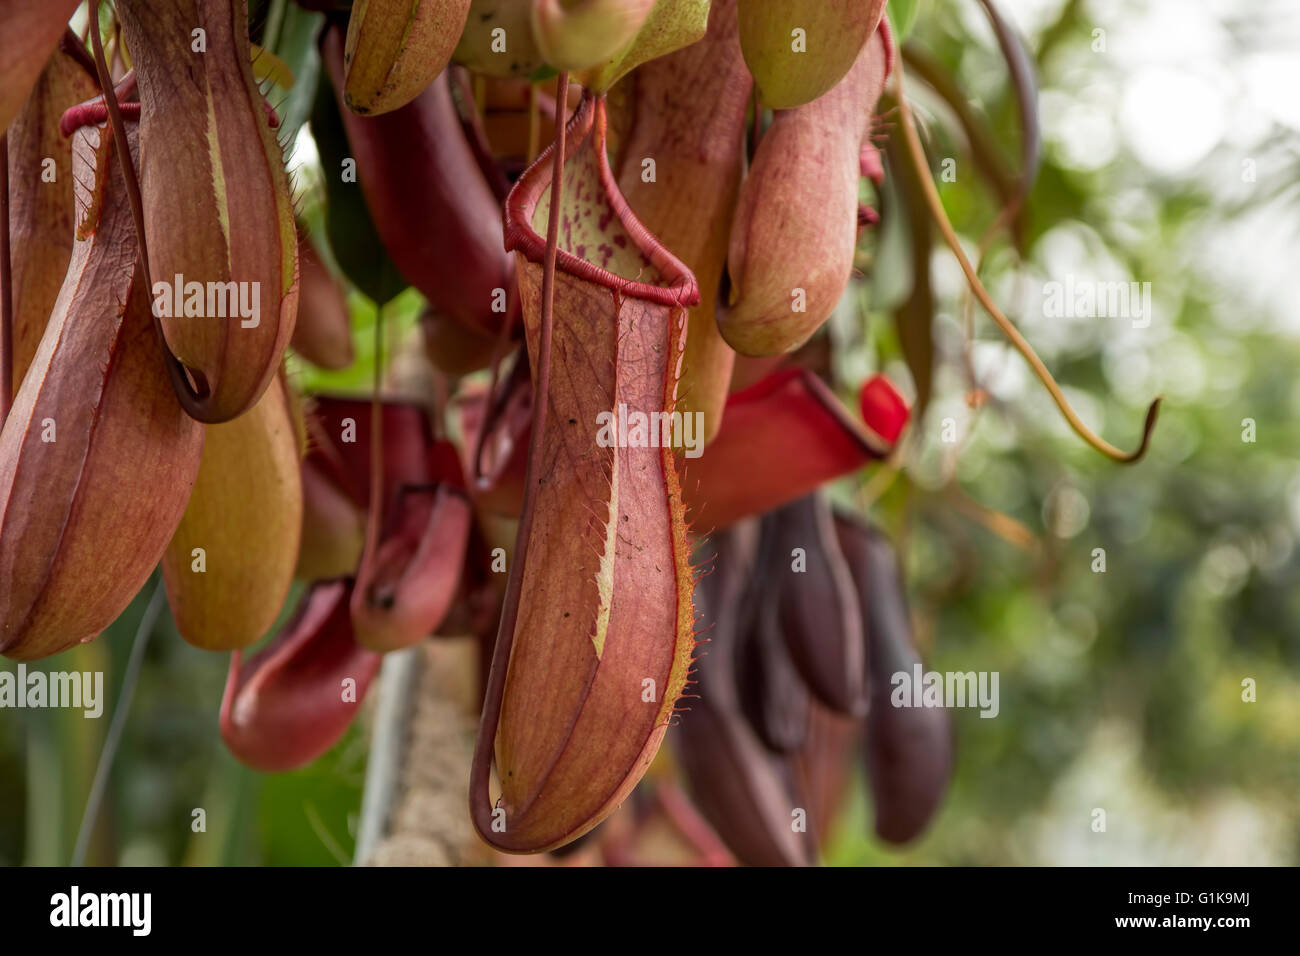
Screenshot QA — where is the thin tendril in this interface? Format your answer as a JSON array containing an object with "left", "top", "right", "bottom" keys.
[
  {"left": 71, "top": 579, "right": 166, "bottom": 865},
  {"left": 359, "top": 299, "right": 387, "bottom": 604},
  {"left": 470, "top": 71, "right": 569, "bottom": 847},
  {"left": 893, "top": 64, "right": 1160, "bottom": 464}
]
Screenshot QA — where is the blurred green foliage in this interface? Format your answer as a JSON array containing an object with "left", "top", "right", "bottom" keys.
[{"left": 830, "top": 0, "right": 1300, "bottom": 864}]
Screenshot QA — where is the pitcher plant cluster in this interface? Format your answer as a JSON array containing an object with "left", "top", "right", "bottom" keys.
[{"left": 0, "top": 0, "right": 1159, "bottom": 864}]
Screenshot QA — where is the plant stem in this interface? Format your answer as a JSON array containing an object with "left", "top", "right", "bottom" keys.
[
  {"left": 900, "top": 43, "right": 1018, "bottom": 227},
  {"left": 469, "top": 71, "right": 569, "bottom": 842},
  {"left": 88, "top": 0, "right": 146, "bottom": 289},
  {"left": 361, "top": 299, "right": 386, "bottom": 582},
  {"left": 71, "top": 579, "right": 165, "bottom": 866},
  {"left": 893, "top": 65, "right": 1160, "bottom": 464}
]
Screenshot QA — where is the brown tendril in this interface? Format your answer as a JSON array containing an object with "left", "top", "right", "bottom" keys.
[
  {"left": 359, "top": 299, "right": 386, "bottom": 608},
  {"left": 892, "top": 62, "right": 1160, "bottom": 464},
  {"left": 470, "top": 71, "right": 570, "bottom": 847}
]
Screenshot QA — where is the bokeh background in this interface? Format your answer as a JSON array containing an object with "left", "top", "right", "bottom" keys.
[{"left": 2, "top": 0, "right": 1298, "bottom": 865}]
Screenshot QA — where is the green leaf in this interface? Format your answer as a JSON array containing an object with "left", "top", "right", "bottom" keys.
[
  {"left": 272, "top": 4, "right": 326, "bottom": 146},
  {"left": 309, "top": 68, "right": 407, "bottom": 306},
  {"left": 582, "top": 0, "right": 711, "bottom": 93},
  {"left": 888, "top": 0, "right": 922, "bottom": 41}
]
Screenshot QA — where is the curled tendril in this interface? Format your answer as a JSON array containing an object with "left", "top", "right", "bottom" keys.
[{"left": 892, "top": 60, "right": 1161, "bottom": 465}]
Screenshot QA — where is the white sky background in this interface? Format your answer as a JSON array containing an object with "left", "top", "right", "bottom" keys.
[
  {"left": 1005, "top": 0, "right": 1300, "bottom": 331},
  {"left": 945, "top": 1, "right": 1300, "bottom": 863},
  {"left": 903, "top": 0, "right": 1300, "bottom": 450}
]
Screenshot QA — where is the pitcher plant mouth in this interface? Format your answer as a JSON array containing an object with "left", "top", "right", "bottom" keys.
[
  {"left": 219, "top": 578, "right": 382, "bottom": 774},
  {"left": 503, "top": 90, "right": 701, "bottom": 311}
]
